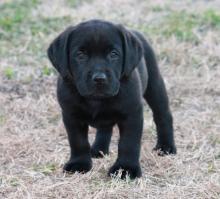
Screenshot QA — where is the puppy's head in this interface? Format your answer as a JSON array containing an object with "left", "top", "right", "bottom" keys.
[{"left": 48, "top": 20, "right": 143, "bottom": 98}]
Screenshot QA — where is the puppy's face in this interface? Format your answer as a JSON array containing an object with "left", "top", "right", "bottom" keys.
[
  {"left": 69, "top": 22, "right": 123, "bottom": 98},
  {"left": 48, "top": 20, "right": 142, "bottom": 99}
]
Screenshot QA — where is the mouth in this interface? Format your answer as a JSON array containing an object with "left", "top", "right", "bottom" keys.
[
  {"left": 82, "top": 87, "right": 119, "bottom": 99},
  {"left": 76, "top": 81, "right": 120, "bottom": 99},
  {"left": 84, "top": 92, "right": 115, "bottom": 99}
]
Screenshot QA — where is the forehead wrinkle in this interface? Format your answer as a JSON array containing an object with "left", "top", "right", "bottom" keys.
[
  {"left": 71, "top": 22, "right": 122, "bottom": 53},
  {"left": 82, "top": 31, "right": 119, "bottom": 53}
]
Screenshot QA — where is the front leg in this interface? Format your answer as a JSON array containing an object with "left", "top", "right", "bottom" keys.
[
  {"left": 62, "top": 111, "right": 92, "bottom": 173},
  {"left": 108, "top": 108, "right": 143, "bottom": 179}
]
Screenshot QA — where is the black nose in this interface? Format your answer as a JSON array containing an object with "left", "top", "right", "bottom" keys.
[{"left": 92, "top": 72, "right": 107, "bottom": 84}]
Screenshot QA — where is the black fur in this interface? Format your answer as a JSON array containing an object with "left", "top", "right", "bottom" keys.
[{"left": 47, "top": 20, "right": 176, "bottom": 179}]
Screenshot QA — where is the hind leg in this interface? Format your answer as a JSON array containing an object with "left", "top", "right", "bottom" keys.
[
  {"left": 91, "top": 127, "right": 113, "bottom": 158},
  {"left": 144, "top": 74, "right": 176, "bottom": 155},
  {"left": 133, "top": 31, "right": 176, "bottom": 155}
]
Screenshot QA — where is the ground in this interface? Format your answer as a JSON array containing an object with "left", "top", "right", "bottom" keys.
[{"left": 0, "top": 0, "right": 220, "bottom": 198}]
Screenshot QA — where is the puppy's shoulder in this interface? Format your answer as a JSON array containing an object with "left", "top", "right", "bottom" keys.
[{"left": 57, "top": 76, "right": 80, "bottom": 108}]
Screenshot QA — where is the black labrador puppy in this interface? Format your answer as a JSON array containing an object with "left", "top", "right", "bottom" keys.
[{"left": 47, "top": 20, "right": 176, "bottom": 179}]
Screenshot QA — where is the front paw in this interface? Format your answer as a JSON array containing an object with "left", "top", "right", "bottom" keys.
[
  {"left": 108, "top": 162, "right": 142, "bottom": 179},
  {"left": 63, "top": 158, "right": 92, "bottom": 173},
  {"left": 153, "top": 143, "right": 177, "bottom": 156}
]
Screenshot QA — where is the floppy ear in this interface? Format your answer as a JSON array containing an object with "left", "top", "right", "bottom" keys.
[
  {"left": 118, "top": 25, "right": 143, "bottom": 78},
  {"left": 47, "top": 26, "right": 74, "bottom": 78}
]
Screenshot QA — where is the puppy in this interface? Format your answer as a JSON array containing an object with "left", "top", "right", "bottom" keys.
[{"left": 47, "top": 20, "right": 176, "bottom": 179}]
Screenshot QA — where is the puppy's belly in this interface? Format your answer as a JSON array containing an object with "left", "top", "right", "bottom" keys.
[
  {"left": 87, "top": 114, "right": 118, "bottom": 129},
  {"left": 89, "top": 121, "right": 115, "bottom": 129}
]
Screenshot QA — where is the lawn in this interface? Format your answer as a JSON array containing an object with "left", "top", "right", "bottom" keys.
[{"left": 0, "top": 0, "right": 220, "bottom": 198}]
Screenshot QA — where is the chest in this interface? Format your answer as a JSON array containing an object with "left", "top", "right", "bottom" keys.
[{"left": 77, "top": 100, "right": 123, "bottom": 128}]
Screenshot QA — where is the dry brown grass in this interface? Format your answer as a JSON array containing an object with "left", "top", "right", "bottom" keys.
[{"left": 0, "top": 0, "right": 220, "bottom": 198}]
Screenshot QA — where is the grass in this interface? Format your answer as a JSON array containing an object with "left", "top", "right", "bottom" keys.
[
  {"left": 0, "top": 0, "right": 39, "bottom": 32},
  {"left": 162, "top": 11, "right": 199, "bottom": 41},
  {"left": 4, "top": 67, "right": 15, "bottom": 79},
  {"left": 31, "top": 163, "right": 57, "bottom": 175},
  {"left": 0, "top": 115, "right": 6, "bottom": 126},
  {"left": 0, "top": 0, "right": 220, "bottom": 198},
  {"left": 41, "top": 65, "right": 56, "bottom": 76},
  {"left": 138, "top": 9, "right": 220, "bottom": 42},
  {"left": 67, "top": 0, "right": 93, "bottom": 7},
  {"left": 9, "top": 178, "right": 20, "bottom": 187},
  {"left": 203, "top": 9, "right": 220, "bottom": 28}
]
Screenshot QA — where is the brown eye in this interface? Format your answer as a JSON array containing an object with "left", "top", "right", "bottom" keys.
[
  {"left": 109, "top": 50, "right": 119, "bottom": 60},
  {"left": 76, "top": 51, "right": 87, "bottom": 61}
]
